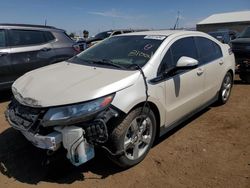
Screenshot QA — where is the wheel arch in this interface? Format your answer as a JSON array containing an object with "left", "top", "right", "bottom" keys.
[
  {"left": 227, "top": 69, "right": 234, "bottom": 80},
  {"left": 129, "top": 101, "right": 161, "bottom": 138}
]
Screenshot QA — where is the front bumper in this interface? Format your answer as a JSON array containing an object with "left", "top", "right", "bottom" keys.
[
  {"left": 5, "top": 99, "right": 119, "bottom": 146},
  {"left": 6, "top": 108, "right": 62, "bottom": 151},
  {"left": 21, "top": 130, "right": 62, "bottom": 151}
]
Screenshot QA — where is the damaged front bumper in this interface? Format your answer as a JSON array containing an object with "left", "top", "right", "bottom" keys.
[{"left": 5, "top": 99, "right": 119, "bottom": 166}]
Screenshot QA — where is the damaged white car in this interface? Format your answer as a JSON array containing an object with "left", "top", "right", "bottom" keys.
[{"left": 6, "top": 30, "right": 235, "bottom": 168}]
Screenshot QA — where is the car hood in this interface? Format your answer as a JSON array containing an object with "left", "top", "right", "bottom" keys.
[
  {"left": 12, "top": 61, "right": 139, "bottom": 107},
  {"left": 231, "top": 38, "right": 250, "bottom": 44}
]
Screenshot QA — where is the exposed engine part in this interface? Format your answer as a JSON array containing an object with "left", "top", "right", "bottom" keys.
[
  {"left": 84, "top": 108, "right": 118, "bottom": 144},
  {"left": 55, "top": 126, "right": 95, "bottom": 166}
]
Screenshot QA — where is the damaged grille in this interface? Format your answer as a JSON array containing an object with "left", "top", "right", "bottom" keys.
[{"left": 7, "top": 99, "right": 44, "bottom": 131}]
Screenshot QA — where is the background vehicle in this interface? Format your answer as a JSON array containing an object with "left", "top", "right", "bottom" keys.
[
  {"left": 0, "top": 24, "right": 79, "bottom": 90},
  {"left": 6, "top": 30, "right": 235, "bottom": 168},
  {"left": 86, "top": 29, "right": 148, "bottom": 47},
  {"left": 208, "top": 30, "right": 237, "bottom": 44},
  {"left": 231, "top": 26, "right": 250, "bottom": 83}
]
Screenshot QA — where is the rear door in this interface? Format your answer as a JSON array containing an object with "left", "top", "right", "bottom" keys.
[
  {"left": 8, "top": 29, "right": 55, "bottom": 79},
  {"left": 194, "top": 37, "right": 224, "bottom": 102},
  {"left": 0, "top": 29, "right": 14, "bottom": 88},
  {"left": 159, "top": 37, "right": 205, "bottom": 126}
]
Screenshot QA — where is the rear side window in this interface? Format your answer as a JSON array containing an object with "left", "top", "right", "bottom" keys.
[
  {"left": 195, "top": 37, "right": 223, "bottom": 64},
  {"left": 44, "top": 31, "right": 55, "bottom": 42},
  {"left": 0, "top": 30, "right": 6, "bottom": 48},
  {"left": 171, "top": 37, "right": 198, "bottom": 65},
  {"left": 123, "top": 30, "right": 132, "bottom": 33},
  {"left": 9, "top": 29, "right": 46, "bottom": 46},
  {"left": 112, "top": 31, "right": 122, "bottom": 36}
]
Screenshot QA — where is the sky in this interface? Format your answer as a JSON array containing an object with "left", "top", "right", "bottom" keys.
[{"left": 0, "top": 0, "right": 249, "bottom": 36}]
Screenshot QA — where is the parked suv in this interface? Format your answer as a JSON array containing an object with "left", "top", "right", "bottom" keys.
[
  {"left": 231, "top": 26, "right": 250, "bottom": 83},
  {"left": 0, "top": 24, "right": 78, "bottom": 90},
  {"left": 6, "top": 30, "right": 235, "bottom": 168}
]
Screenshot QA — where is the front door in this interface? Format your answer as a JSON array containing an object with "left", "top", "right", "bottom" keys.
[{"left": 159, "top": 37, "right": 205, "bottom": 126}]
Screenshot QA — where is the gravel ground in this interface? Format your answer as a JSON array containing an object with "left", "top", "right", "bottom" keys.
[{"left": 0, "top": 77, "right": 249, "bottom": 188}]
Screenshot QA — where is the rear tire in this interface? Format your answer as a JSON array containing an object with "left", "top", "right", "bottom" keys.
[
  {"left": 108, "top": 107, "right": 156, "bottom": 168},
  {"left": 217, "top": 72, "right": 233, "bottom": 105}
]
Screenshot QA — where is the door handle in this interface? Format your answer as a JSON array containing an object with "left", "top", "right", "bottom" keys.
[
  {"left": 197, "top": 68, "right": 204, "bottom": 76},
  {"left": 0, "top": 52, "right": 8, "bottom": 57},
  {"left": 219, "top": 60, "right": 224, "bottom": 65},
  {"left": 40, "top": 47, "right": 51, "bottom": 52}
]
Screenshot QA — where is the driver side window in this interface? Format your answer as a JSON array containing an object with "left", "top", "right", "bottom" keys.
[
  {"left": 158, "top": 37, "right": 198, "bottom": 75},
  {"left": 158, "top": 49, "right": 174, "bottom": 74}
]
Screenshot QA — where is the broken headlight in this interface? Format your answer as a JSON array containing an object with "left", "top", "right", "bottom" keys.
[{"left": 42, "top": 94, "right": 114, "bottom": 126}]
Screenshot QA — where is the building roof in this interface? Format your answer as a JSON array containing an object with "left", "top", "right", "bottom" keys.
[{"left": 197, "top": 11, "right": 250, "bottom": 25}]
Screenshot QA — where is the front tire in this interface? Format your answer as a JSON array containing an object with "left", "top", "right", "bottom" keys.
[
  {"left": 217, "top": 72, "right": 233, "bottom": 104},
  {"left": 108, "top": 107, "right": 156, "bottom": 168}
]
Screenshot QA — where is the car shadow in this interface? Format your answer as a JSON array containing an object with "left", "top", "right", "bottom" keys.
[
  {"left": 0, "top": 89, "right": 12, "bottom": 103},
  {"left": 153, "top": 107, "right": 211, "bottom": 147},
  {"left": 234, "top": 79, "right": 249, "bottom": 85},
  {"left": 0, "top": 128, "right": 124, "bottom": 184}
]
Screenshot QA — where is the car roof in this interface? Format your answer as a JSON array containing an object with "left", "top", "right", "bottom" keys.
[
  {"left": 122, "top": 30, "right": 204, "bottom": 37},
  {"left": 0, "top": 23, "right": 64, "bottom": 32}
]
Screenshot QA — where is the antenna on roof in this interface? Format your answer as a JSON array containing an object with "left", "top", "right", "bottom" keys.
[{"left": 174, "top": 11, "right": 180, "bottom": 30}]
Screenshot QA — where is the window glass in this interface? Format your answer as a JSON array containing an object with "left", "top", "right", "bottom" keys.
[
  {"left": 44, "top": 31, "right": 55, "bottom": 42},
  {"left": 158, "top": 49, "right": 173, "bottom": 74},
  {"left": 213, "top": 42, "right": 223, "bottom": 60},
  {"left": 9, "top": 30, "right": 46, "bottom": 46},
  {"left": 195, "top": 37, "right": 222, "bottom": 64},
  {"left": 94, "top": 31, "right": 111, "bottom": 40},
  {"left": 112, "top": 31, "right": 122, "bottom": 36},
  {"left": 171, "top": 37, "right": 198, "bottom": 65},
  {"left": 72, "top": 35, "right": 164, "bottom": 68},
  {"left": 0, "top": 30, "right": 6, "bottom": 47},
  {"left": 123, "top": 30, "right": 132, "bottom": 33}
]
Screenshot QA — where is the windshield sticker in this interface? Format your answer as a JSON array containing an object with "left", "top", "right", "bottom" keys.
[
  {"left": 144, "top": 44, "right": 153, "bottom": 51},
  {"left": 144, "top": 35, "right": 166, "bottom": 40},
  {"left": 128, "top": 50, "right": 151, "bottom": 59}
]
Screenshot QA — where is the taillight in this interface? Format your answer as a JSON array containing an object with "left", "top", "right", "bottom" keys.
[{"left": 73, "top": 44, "right": 81, "bottom": 53}]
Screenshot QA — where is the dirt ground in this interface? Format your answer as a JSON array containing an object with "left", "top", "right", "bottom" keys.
[{"left": 0, "top": 77, "right": 249, "bottom": 188}]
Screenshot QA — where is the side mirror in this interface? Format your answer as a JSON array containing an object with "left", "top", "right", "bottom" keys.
[{"left": 176, "top": 56, "right": 198, "bottom": 68}]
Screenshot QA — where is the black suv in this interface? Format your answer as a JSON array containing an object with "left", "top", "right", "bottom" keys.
[
  {"left": 231, "top": 26, "right": 250, "bottom": 83},
  {"left": 0, "top": 24, "right": 78, "bottom": 90}
]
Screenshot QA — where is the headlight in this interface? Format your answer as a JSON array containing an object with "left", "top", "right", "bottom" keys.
[{"left": 42, "top": 94, "right": 114, "bottom": 126}]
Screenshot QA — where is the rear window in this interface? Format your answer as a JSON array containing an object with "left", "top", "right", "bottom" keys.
[
  {"left": 0, "top": 30, "right": 6, "bottom": 48},
  {"left": 9, "top": 29, "right": 46, "bottom": 46}
]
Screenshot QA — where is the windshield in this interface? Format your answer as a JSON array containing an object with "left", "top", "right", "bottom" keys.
[
  {"left": 70, "top": 35, "right": 165, "bottom": 69},
  {"left": 238, "top": 27, "right": 250, "bottom": 38}
]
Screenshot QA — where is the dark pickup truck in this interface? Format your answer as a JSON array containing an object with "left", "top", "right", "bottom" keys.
[{"left": 231, "top": 26, "right": 250, "bottom": 83}]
